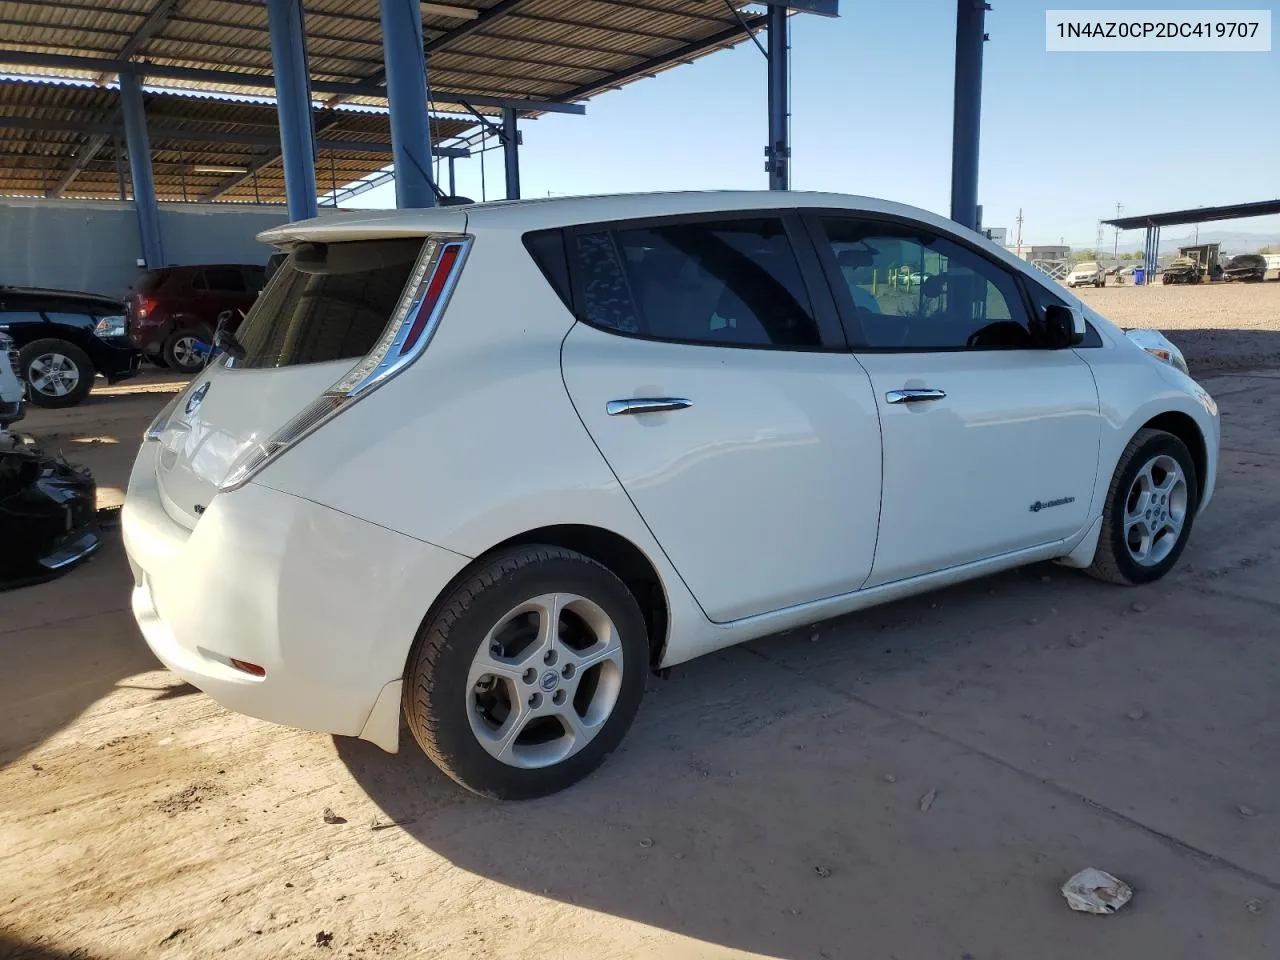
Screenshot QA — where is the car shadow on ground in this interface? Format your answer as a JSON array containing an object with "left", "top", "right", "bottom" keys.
[
  {"left": 334, "top": 557, "right": 1239, "bottom": 958},
  {"left": 1164, "top": 327, "right": 1280, "bottom": 377}
]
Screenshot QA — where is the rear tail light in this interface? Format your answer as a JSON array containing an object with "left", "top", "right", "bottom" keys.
[
  {"left": 219, "top": 234, "right": 471, "bottom": 493},
  {"left": 135, "top": 296, "right": 157, "bottom": 319}
]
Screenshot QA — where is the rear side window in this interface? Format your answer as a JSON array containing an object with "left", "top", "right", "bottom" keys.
[
  {"left": 204, "top": 267, "right": 248, "bottom": 293},
  {"left": 523, "top": 230, "right": 572, "bottom": 310},
  {"left": 233, "top": 238, "right": 424, "bottom": 369},
  {"left": 570, "top": 218, "right": 820, "bottom": 349}
]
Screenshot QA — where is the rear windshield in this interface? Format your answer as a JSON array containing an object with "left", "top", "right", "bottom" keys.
[
  {"left": 232, "top": 238, "right": 424, "bottom": 369},
  {"left": 136, "top": 269, "right": 172, "bottom": 292}
]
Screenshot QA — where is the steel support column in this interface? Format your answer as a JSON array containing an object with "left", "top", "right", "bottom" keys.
[
  {"left": 502, "top": 107, "right": 520, "bottom": 201},
  {"left": 949, "top": 0, "right": 988, "bottom": 229},
  {"left": 118, "top": 71, "right": 163, "bottom": 267},
  {"left": 380, "top": 0, "right": 436, "bottom": 208},
  {"left": 265, "top": 0, "right": 318, "bottom": 221},
  {"left": 765, "top": 4, "right": 789, "bottom": 190}
]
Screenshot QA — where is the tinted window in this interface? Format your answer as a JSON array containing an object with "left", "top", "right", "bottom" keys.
[
  {"left": 233, "top": 238, "right": 423, "bottom": 369},
  {"left": 137, "top": 270, "right": 173, "bottom": 292},
  {"left": 523, "top": 230, "right": 572, "bottom": 310},
  {"left": 204, "top": 268, "right": 248, "bottom": 293},
  {"left": 573, "top": 218, "right": 820, "bottom": 348},
  {"left": 821, "top": 218, "right": 1031, "bottom": 350},
  {"left": 1024, "top": 278, "right": 1103, "bottom": 348}
]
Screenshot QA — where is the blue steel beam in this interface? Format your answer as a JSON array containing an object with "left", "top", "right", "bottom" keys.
[
  {"left": 765, "top": 5, "right": 789, "bottom": 191},
  {"left": 380, "top": 0, "right": 436, "bottom": 208},
  {"left": 118, "top": 70, "right": 163, "bottom": 267},
  {"left": 949, "top": 0, "right": 989, "bottom": 230},
  {"left": 265, "top": 0, "right": 318, "bottom": 222},
  {"left": 502, "top": 107, "right": 520, "bottom": 200}
]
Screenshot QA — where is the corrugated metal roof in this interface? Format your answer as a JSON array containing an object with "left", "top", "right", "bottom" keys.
[
  {"left": 0, "top": 79, "right": 471, "bottom": 202},
  {"left": 0, "top": 1, "right": 764, "bottom": 108}
]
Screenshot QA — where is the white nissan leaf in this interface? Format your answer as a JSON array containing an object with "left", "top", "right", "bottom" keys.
[{"left": 123, "top": 193, "right": 1219, "bottom": 798}]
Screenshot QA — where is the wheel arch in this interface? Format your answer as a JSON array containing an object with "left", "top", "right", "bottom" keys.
[
  {"left": 432, "top": 524, "right": 672, "bottom": 670},
  {"left": 1141, "top": 410, "right": 1207, "bottom": 507}
]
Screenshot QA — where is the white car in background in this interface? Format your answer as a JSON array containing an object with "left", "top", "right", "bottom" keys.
[
  {"left": 1066, "top": 261, "right": 1106, "bottom": 288},
  {"left": 124, "top": 192, "right": 1219, "bottom": 799}
]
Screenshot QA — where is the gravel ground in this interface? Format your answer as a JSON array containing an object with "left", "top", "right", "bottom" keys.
[{"left": 1077, "top": 282, "right": 1280, "bottom": 374}]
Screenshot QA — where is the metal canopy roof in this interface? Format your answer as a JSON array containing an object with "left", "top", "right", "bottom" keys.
[
  {"left": 0, "top": 79, "right": 472, "bottom": 202},
  {"left": 1104, "top": 199, "right": 1280, "bottom": 230},
  {"left": 0, "top": 0, "right": 767, "bottom": 113}
]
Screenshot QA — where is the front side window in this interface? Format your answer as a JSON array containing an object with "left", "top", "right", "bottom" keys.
[
  {"left": 820, "top": 218, "right": 1032, "bottom": 350},
  {"left": 233, "top": 238, "right": 423, "bottom": 369},
  {"left": 573, "top": 218, "right": 821, "bottom": 348}
]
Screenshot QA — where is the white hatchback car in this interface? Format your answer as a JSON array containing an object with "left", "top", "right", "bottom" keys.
[{"left": 124, "top": 192, "right": 1219, "bottom": 798}]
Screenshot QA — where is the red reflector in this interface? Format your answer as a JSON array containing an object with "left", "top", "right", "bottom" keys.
[
  {"left": 399, "top": 243, "right": 462, "bottom": 356},
  {"left": 136, "top": 296, "right": 156, "bottom": 319},
  {"left": 230, "top": 658, "right": 266, "bottom": 677}
]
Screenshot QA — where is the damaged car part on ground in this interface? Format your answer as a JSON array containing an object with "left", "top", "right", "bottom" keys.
[{"left": 0, "top": 432, "right": 102, "bottom": 589}]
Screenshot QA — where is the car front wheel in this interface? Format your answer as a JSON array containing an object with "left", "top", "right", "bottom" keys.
[
  {"left": 403, "top": 545, "right": 649, "bottom": 799},
  {"left": 1087, "top": 428, "right": 1199, "bottom": 586},
  {"left": 163, "top": 329, "right": 208, "bottom": 373},
  {"left": 19, "top": 339, "right": 94, "bottom": 408}
]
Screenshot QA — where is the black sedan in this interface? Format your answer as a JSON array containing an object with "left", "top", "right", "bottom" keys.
[{"left": 0, "top": 286, "right": 142, "bottom": 408}]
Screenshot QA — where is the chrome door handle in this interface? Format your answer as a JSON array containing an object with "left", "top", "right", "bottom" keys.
[
  {"left": 885, "top": 388, "right": 946, "bottom": 405},
  {"left": 606, "top": 398, "right": 693, "bottom": 416}
]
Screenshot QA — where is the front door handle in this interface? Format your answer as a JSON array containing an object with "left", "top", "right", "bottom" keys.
[
  {"left": 606, "top": 398, "right": 693, "bottom": 416},
  {"left": 885, "top": 388, "right": 946, "bottom": 405}
]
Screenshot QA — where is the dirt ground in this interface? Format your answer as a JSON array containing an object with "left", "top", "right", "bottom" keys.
[
  {"left": 3, "top": 287, "right": 1280, "bottom": 959},
  {"left": 1076, "top": 281, "right": 1280, "bottom": 374}
]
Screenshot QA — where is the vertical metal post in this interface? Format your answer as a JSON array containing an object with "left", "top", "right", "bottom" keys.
[
  {"left": 118, "top": 70, "right": 163, "bottom": 267},
  {"left": 950, "top": 0, "right": 988, "bottom": 229},
  {"left": 265, "top": 0, "right": 318, "bottom": 221},
  {"left": 380, "top": 0, "right": 436, "bottom": 208},
  {"left": 765, "top": 4, "right": 789, "bottom": 191},
  {"left": 447, "top": 155, "right": 456, "bottom": 197},
  {"left": 502, "top": 107, "right": 520, "bottom": 201},
  {"left": 113, "top": 136, "right": 127, "bottom": 200}
]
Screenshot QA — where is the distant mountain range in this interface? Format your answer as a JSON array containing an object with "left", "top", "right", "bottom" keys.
[{"left": 1058, "top": 229, "right": 1280, "bottom": 255}]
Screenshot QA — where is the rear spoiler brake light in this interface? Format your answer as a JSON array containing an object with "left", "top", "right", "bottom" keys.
[{"left": 219, "top": 235, "right": 471, "bottom": 492}]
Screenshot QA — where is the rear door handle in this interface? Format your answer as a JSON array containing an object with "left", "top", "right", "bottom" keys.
[
  {"left": 606, "top": 398, "right": 693, "bottom": 416},
  {"left": 885, "top": 388, "right": 946, "bottom": 405}
]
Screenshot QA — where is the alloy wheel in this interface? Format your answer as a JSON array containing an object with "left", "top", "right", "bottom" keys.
[
  {"left": 27, "top": 352, "right": 80, "bottom": 398},
  {"left": 1123, "top": 453, "right": 1188, "bottom": 567},
  {"left": 467, "top": 592, "right": 625, "bottom": 769}
]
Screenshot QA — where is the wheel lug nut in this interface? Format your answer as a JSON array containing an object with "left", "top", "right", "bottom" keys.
[
  {"left": 529, "top": 692, "right": 542, "bottom": 708},
  {"left": 522, "top": 668, "right": 537, "bottom": 684},
  {"left": 552, "top": 690, "right": 566, "bottom": 706},
  {"left": 562, "top": 663, "right": 575, "bottom": 679},
  {"left": 543, "top": 650, "right": 557, "bottom": 666}
]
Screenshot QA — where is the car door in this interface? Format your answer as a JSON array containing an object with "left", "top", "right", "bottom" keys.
[
  {"left": 808, "top": 213, "right": 1102, "bottom": 587},
  {"left": 557, "top": 213, "right": 883, "bottom": 623}
]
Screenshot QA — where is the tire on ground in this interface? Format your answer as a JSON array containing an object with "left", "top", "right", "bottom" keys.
[
  {"left": 1086, "top": 428, "right": 1199, "bottom": 586},
  {"left": 403, "top": 545, "right": 649, "bottom": 800},
  {"left": 163, "top": 329, "right": 208, "bottom": 373},
  {"left": 19, "top": 338, "right": 94, "bottom": 409}
]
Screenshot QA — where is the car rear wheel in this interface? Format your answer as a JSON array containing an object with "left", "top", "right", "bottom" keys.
[
  {"left": 163, "top": 329, "right": 207, "bottom": 373},
  {"left": 403, "top": 545, "right": 649, "bottom": 800},
  {"left": 19, "top": 339, "right": 93, "bottom": 408},
  {"left": 1086, "top": 428, "right": 1198, "bottom": 586}
]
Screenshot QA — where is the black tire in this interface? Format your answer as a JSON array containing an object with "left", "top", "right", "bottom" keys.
[
  {"left": 1086, "top": 428, "right": 1199, "bottom": 586},
  {"left": 18, "top": 338, "right": 94, "bottom": 408},
  {"left": 163, "top": 329, "right": 208, "bottom": 373},
  {"left": 403, "top": 545, "right": 649, "bottom": 800}
]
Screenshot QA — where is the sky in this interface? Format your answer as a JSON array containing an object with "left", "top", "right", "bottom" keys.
[{"left": 358, "top": 1, "right": 1280, "bottom": 248}]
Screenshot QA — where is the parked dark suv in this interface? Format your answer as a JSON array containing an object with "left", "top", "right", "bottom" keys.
[
  {"left": 127, "top": 264, "right": 267, "bottom": 372},
  {"left": 0, "top": 286, "right": 141, "bottom": 408}
]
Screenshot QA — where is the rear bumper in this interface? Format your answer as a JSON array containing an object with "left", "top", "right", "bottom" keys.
[{"left": 123, "top": 442, "right": 469, "bottom": 744}]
